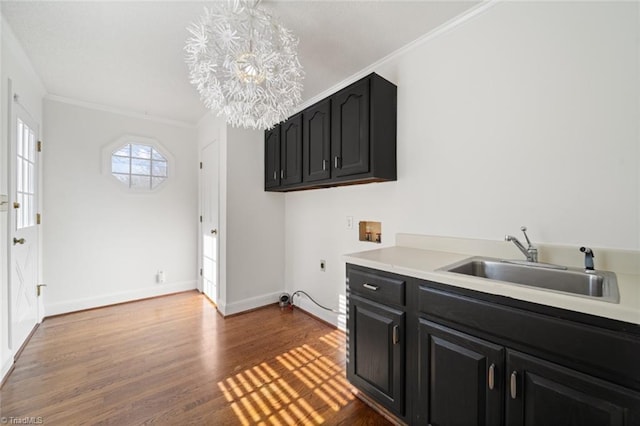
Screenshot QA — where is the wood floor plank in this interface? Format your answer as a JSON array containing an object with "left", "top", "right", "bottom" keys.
[{"left": 0, "top": 291, "right": 390, "bottom": 425}]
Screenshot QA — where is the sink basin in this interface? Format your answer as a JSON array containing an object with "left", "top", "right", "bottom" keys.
[{"left": 438, "top": 257, "right": 619, "bottom": 303}]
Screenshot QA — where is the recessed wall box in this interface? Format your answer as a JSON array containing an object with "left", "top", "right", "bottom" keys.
[{"left": 359, "top": 221, "right": 382, "bottom": 243}]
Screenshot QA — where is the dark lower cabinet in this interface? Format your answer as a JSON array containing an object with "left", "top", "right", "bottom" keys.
[
  {"left": 418, "top": 319, "right": 503, "bottom": 426},
  {"left": 345, "top": 264, "right": 640, "bottom": 425},
  {"left": 506, "top": 351, "right": 640, "bottom": 426},
  {"left": 417, "top": 319, "right": 640, "bottom": 426},
  {"left": 348, "top": 293, "right": 405, "bottom": 416}
]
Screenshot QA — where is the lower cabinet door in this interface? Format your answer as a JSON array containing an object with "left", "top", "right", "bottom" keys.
[
  {"left": 348, "top": 294, "right": 405, "bottom": 416},
  {"left": 418, "top": 319, "right": 504, "bottom": 426},
  {"left": 506, "top": 350, "right": 640, "bottom": 426}
]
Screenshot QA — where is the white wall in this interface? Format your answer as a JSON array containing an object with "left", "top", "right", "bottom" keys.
[
  {"left": 42, "top": 99, "right": 198, "bottom": 315},
  {"left": 195, "top": 115, "right": 286, "bottom": 316},
  {"left": 1, "top": 16, "right": 46, "bottom": 380},
  {"left": 223, "top": 126, "right": 286, "bottom": 315},
  {"left": 285, "top": 1, "right": 640, "bottom": 327}
]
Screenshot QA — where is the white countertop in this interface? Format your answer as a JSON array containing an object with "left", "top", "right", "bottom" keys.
[{"left": 344, "top": 245, "right": 640, "bottom": 326}]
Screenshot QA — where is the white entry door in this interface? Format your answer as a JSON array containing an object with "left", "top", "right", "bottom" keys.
[
  {"left": 200, "top": 141, "right": 219, "bottom": 304},
  {"left": 9, "top": 105, "right": 40, "bottom": 352}
]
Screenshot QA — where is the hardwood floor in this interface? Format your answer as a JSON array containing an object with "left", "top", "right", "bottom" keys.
[{"left": 0, "top": 291, "right": 390, "bottom": 425}]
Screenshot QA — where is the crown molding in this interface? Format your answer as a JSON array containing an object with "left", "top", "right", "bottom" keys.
[
  {"left": 295, "top": 0, "right": 499, "bottom": 112},
  {"left": 44, "top": 94, "right": 197, "bottom": 129}
]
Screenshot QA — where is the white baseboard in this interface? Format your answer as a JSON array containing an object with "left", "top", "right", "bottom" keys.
[
  {"left": 44, "top": 281, "right": 197, "bottom": 317},
  {"left": 222, "top": 291, "right": 282, "bottom": 316},
  {"left": 293, "top": 298, "right": 346, "bottom": 331},
  {"left": 216, "top": 300, "right": 227, "bottom": 316}
]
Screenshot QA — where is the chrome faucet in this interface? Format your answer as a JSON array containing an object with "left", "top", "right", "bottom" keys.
[
  {"left": 580, "top": 246, "right": 595, "bottom": 272},
  {"left": 505, "top": 226, "right": 538, "bottom": 262}
]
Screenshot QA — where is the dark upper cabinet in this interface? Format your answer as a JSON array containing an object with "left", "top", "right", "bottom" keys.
[
  {"left": 264, "top": 126, "right": 280, "bottom": 189},
  {"left": 418, "top": 319, "right": 504, "bottom": 426},
  {"left": 303, "top": 99, "right": 331, "bottom": 183},
  {"left": 265, "top": 73, "right": 396, "bottom": 191},
  {"left": 264, "top": 114, "right": 301, "bottom": 190},
  {"left": 280, "top": 114, "right": 302, "bottom": 186},
  {"left": 331, "top": 77, "right": 370, "bottom": 177},
  {"left": 506, "top": 351, "right": 640, "bottom": 426}
]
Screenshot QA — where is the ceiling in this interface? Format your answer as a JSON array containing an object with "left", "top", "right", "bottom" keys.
[{"left": 1, "top": 1, "right": 479, "bottom": 125}]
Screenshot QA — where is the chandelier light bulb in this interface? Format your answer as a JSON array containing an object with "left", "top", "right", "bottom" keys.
[
  {"left": 235, "top": 52, "right": 266, "bottom": 85},
  {"left": 185, "top": 0, "right": 304, "bottom": 130}
]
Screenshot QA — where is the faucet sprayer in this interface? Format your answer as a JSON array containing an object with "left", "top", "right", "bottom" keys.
[{"left": 580, "top": 246, "right": 595, "bottom": 272}]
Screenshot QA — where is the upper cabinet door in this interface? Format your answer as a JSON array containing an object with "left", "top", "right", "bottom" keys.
[
  {"left": 303, "top": 99, "right": 331, "bottom": 183},
  {"left": 331, "top": 78, "right": 370, "bottom": 177},
  {"left": 280, "top": 114, "right": 303, "bottom": 186},
  {"left": 264, "top": 126, "right": 280, "bottom": 189}
]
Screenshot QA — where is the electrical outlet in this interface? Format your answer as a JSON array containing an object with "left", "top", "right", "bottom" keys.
[
  {"left": 346, "top": 216, "right": 353, "bottom": 230},
  {"left": 320, "top": 260, "right": 326, "bottom": 272},
  {"left": 157, "top": 270, "right": 165, "bottom": 283}
]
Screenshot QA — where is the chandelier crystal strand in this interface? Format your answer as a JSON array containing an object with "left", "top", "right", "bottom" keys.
[{"left": 185, "top": 0, "right": 304, "bottom": 130}]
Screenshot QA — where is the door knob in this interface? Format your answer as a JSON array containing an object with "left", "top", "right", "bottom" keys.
[
  {"left": 13, "top": 237, "right": 25, "bottom": 245},
  {"left": 13, "top": 202, "right": 20, "bottom": 209},
  {"left": 211, "top": 229, "right": 217, "bottom": 235},
  {"left": 37, "top": 284, "right": 47, "bottom": 297}
]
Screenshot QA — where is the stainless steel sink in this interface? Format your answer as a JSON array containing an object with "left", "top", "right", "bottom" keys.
[{"left": 438, "top": 257, "right": 620, "bottom": 303}]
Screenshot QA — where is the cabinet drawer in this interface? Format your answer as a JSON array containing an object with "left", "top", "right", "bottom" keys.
[{"left": 348, "top": 267, "right": 405, "bottom": 306}]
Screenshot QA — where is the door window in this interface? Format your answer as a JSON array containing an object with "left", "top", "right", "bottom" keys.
[{"left": 16, "top": 118, "right": 36, "bottom": 230}]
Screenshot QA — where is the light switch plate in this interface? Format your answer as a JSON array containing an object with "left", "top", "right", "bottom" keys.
[
  {"left": 346, "top": 216, "right": 353, "bottom": 230},
  {"left": 0, "top": 194, "right": 8, "bottom": 212}
]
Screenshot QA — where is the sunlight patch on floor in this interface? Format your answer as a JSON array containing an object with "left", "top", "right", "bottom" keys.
[{"left": 217, "top": 331, "right": 355, "bottom": 425}]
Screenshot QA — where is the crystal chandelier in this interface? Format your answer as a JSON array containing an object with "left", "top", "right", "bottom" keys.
[{"left": 185, "top": 0, "right": 304, "bottom": 130}]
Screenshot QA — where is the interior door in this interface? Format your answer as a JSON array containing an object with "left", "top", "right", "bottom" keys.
[
  {"left": 9, "top": 104, "right": 40, "bottom": 352},
  {"left": 200, "top": 141, "right": 219, "bottom": 304}
]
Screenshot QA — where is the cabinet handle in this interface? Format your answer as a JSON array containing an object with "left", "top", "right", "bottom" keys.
[
  {"left": 334, "top": 156, "right": 340, "bottom": 169},
  {"left": 280, "top": 170, "right": 285, "bottom": 179},
  {"left": 392, "top": 325, "right": 399, "bottom": 344},
  {"left": 362, "top": 283, "right": 378, "bottom": 291},
  {"left": 273, "top": 171, "right": 277, "bottom": 180},
  {"left": 510, "top": 371, "right": 517, "bottom": 399},
  {"left": 488, "top": 363, "right": 495, "bottom": 390},
  {"left": 322, "top": 159, "right": 327, "bottom": 171}
]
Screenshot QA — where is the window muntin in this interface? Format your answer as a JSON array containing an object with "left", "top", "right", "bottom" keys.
[
  {"left": 16, "top": 118, "right": 36, "bottom": 229},
  {"left": 111, "top": 143, "right": 168, "bottom": 190}
]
